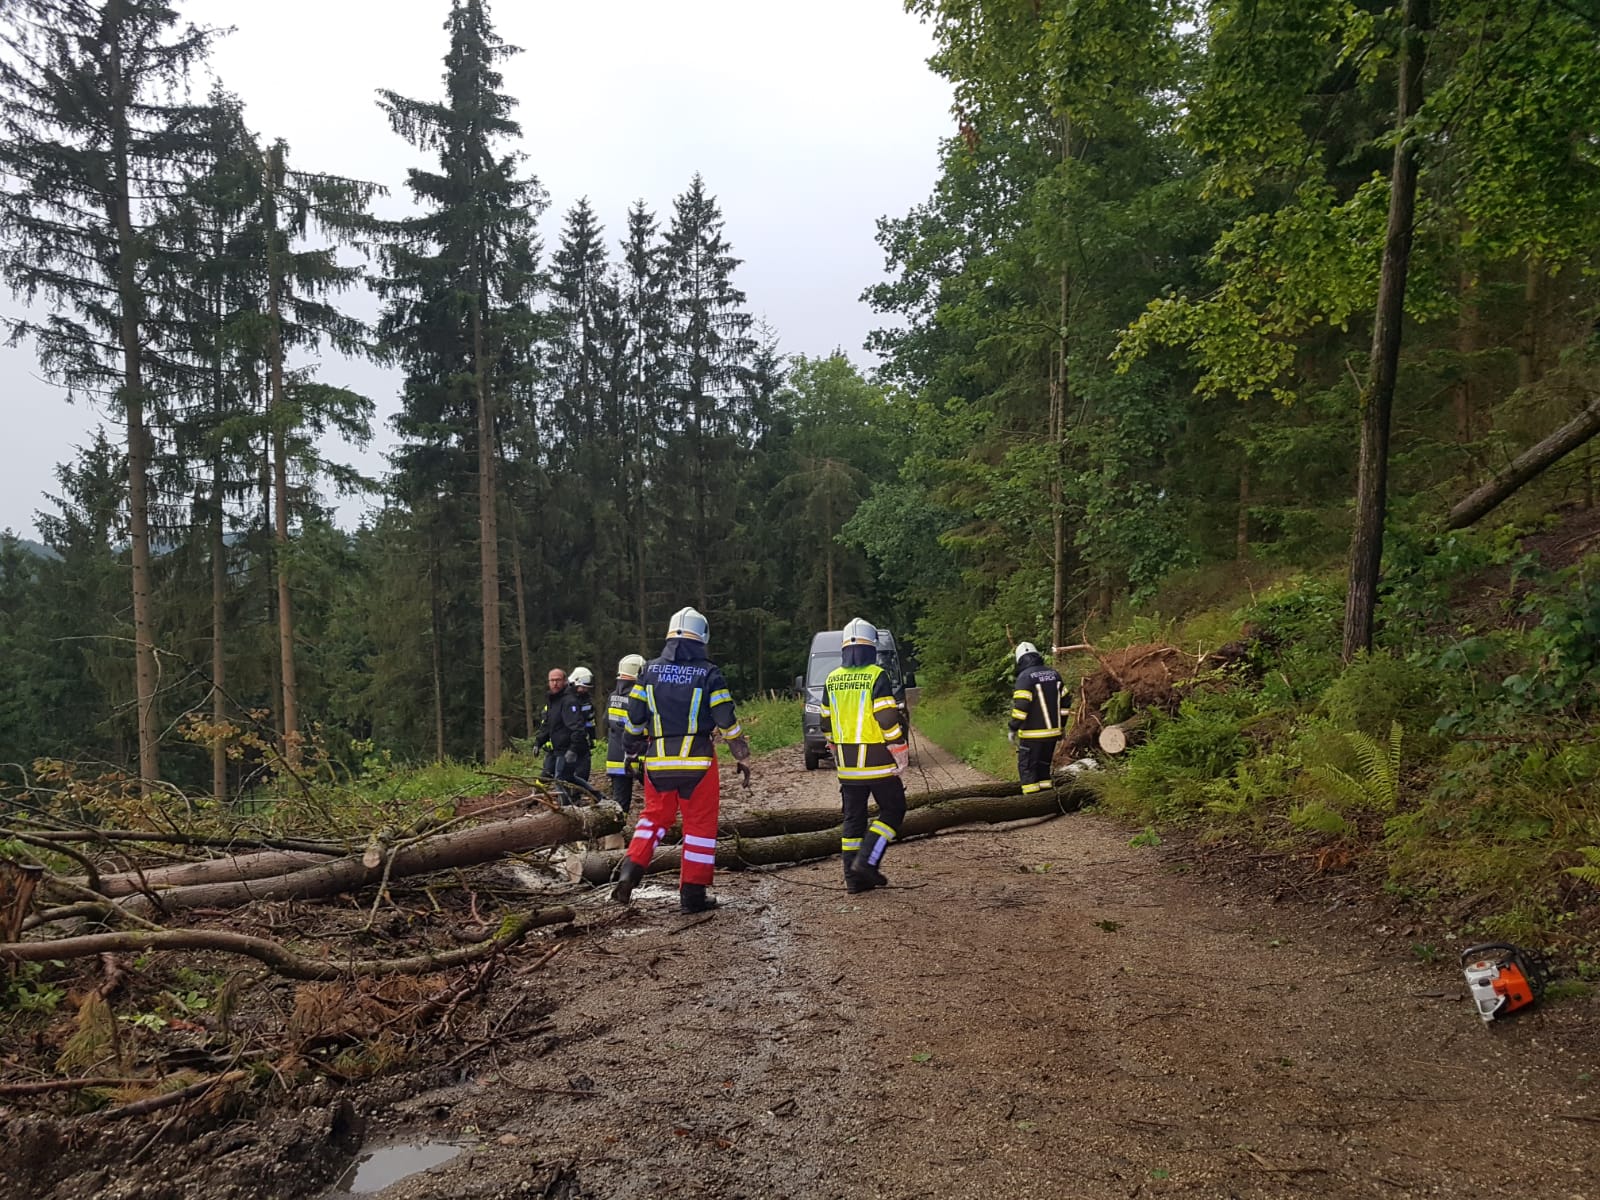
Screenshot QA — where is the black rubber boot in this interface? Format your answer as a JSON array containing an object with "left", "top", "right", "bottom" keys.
[
  {"left": 847, "top": 838, "right": 889, "bottom": 891},
  {"left": 679, "top": 883, "right": 719, "bottom": 913},
  {"left": 611, "top": 858, "right": 645, "bottom": 904},
  {"left": 843, "top": 851, "right": 874, "bottom": 894}
]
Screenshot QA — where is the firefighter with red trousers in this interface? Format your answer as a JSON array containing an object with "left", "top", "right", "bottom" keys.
[
  {"left": 1009, "top": 641, "right": 1066, "bottom": 793},
  {"left": 611, "top": 607, "right": 752, "bottom": 913},
  {"left": 823, "top": 619, "right": 909, "bottom": 894}
]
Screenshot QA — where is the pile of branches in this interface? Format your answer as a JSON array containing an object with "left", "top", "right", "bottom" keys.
[{"left": 2, "top": 767, "right": 1090, "bottom": 1127}]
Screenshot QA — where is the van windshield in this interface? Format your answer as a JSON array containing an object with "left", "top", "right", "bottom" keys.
[{"left": 806, "top": 650, "right": 842, "bottom": 688}]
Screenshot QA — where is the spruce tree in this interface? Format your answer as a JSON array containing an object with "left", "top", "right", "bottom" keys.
[
  {"left": 375, "top": 0, "right": 543, "bottom": 762},
  {"left": 661, "top": 175, "right": 756, "bottom": 612},
  {"left": 0, "top": 0, "right": 219, "bottom": 791}
]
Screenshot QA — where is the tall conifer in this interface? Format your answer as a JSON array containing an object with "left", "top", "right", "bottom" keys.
[
  {"left": 375, "top": 0, "right": 543, "bottom": 762},
  {"left": 0, "top": 0, "right": 219, "bottom": 791}
]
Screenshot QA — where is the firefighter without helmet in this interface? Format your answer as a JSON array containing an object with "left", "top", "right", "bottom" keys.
[
  {"left": 667, "top": 606, "right": 709, "bottom": 644},
  {"left": 842, "top": 618, "right": 878, "bottom": 648}
]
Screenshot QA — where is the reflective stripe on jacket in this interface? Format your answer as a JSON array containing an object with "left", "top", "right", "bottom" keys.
[
  {"left": 1010, "top": 660, "right": 1066, "bottom": 739},
  {"left": 605, "top": 682, "right": 634, "bottom": 776},
  {"left": 821, "top": 662, "right": 905, "bottom": 782},
  {"left": 624, "top": 640, "right": 745, "bottom": 789}
]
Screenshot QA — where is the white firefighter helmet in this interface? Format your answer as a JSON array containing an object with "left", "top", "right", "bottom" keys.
[
  {"left": 616, "top": 653, "right": 646, "bottom": 680},
  {"left": 842, "top": 618, "right": 878, "bottom": 648},
  {"left": 569, "top": 666, "right": 594, "bottom": 688},
  {"left": 667, "top": 606, "right": 709, "bottom": 643},
  {"left": 1014, "top": 641, "right": 1039, "bottom": 663}
]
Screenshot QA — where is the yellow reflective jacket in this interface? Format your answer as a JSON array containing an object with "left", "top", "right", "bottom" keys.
[{"left": 821, "top": 662, "right": 906, "bottom": 782}]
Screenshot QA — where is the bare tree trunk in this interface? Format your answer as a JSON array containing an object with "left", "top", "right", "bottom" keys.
[
  {"left": 210, "top": 471, "right": 227, "bottom": 802},
  {"left": 1454, "top": 266, "right": 1477, "bottom": 442},
  {"left": 1342, "top": 0, "right": 1430, "bottom": 662},
  {"left": 109, "top": 50, "right": 159, "bottom": 793},
  {"left": 265, "top": 153, "right": 300, "bottom": 766},
  {"left": 1518, "top": 255, "right": 1542, "bottom": 390},
  {"left": 430, "top": 546, "right": 446, "bottom": 763},
  {"left": 475, "top": 309, "right": 502, "bottom": 763},
  {"left": 1236, "top": 459, "right": 1251, "bottom": 562},
  {"left": 1447, "top": 394, "right": 1600, "bottom": 529},
  {"left": 1050, "top": 120, "right": 1072, "bottom": 653},
  {"left": 510, "top": 516, "right": 535, "bottom": 740},
  {"left": 824, "top": 488, "right": 835, "bottom": 629}
]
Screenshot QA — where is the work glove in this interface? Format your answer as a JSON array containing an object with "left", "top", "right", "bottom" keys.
[
  {"left": 1007, "top": 729, "right": 1018, "bottom": 748},
  {"left": 736, "top": 761, "right": 753, "bottom": 789},
  {"left": 890, "top": 743, "right": 910, "bottom": 777},
  {"left": 564, "top": 749, "right": 578, "bottom": 766}
]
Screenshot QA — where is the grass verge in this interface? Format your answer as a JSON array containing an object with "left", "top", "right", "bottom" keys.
[{"left": 909, "top": 688, "right": 1015, "bottom": 780}]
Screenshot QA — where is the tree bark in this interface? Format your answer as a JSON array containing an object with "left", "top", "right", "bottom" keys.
[
  {"left": 109, "top": 39, "right": 160, "bottom": 793},
  {"left": 1236, "top": 459, "right": 1251, "bottom": 561},
  {"left": 1518, "top": 254, "right": 1542, "bottom": 390},
  {"left": 1447, "top": 394, "right": 1600, "bottom": 529},
  {"left": 576, "top": 785, "right": 1089, "bottom": 884},
  {"left": 430, "top": 543, "right": 446, "bottom": 762},
  {"left": 75, "top": 850, "right": 335, "bottom": 899},
  {"left": 475, "top": 306, "right": 503, "bottom": 763},
  {"left": 265, "top": 148, "right": 300, "bottom": 766},
  {"left": 1455, "top": 265, "right": 1477, "bottom": 443},
  {"left": 116, "top": 806, "right": 622, "bottom": 917},
  {"left": 1342, "top": 0, "right": 1430, "bottom": 662},
  {"left": 510, "top": 513, "right": 535, "bottom": 740},
  {"left": 1, "top": 908, "right": 576, "bottom": 981}
]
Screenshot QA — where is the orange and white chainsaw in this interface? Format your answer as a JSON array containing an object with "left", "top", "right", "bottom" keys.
[{"left": 1460, "top": 943, "right": 1551, "bottom": 1024}]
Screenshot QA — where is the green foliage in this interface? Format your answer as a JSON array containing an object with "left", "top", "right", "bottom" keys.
[
  {"left": 1117, "top": 692, "right": 1255, "bottom": 817},
  {"left": 1568, "top": 847, "right": 1600, "bottom": 890},
  {"left": 1321, "top": 657, "right": 1438, "bottom": 739},
  {"left": 733, "top": 696, "right": 805, "bottom": 758},
  {"left": 906, "top": 689, "right": 1016, "bottom": 781},
  {"left": 1304, "top": 722, "right": 1403, "bottom": 813}
]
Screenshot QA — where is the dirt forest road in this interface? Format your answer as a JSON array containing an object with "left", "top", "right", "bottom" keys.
[{"left": 285, "top": 725, "right": 1600, "bottom": 1200}]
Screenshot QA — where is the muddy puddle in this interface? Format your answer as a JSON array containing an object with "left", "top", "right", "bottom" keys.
[{"left": 332, "top": 1140, "right": 462, "bottom": 1195}]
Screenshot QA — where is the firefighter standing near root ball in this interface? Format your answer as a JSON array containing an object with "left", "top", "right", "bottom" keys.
[
  {"left": 1009, "top": 641, "right": 1066, "bottom": 793},
  {"left": 611, "top": 607, "right": 753, "bottom": 913},
  {"left": 823, "top": 619, "right": 910, "bottom": 894}
]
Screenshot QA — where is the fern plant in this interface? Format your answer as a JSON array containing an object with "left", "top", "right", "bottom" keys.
[
  {"left": 1568, "top": 846, "right": 1600, "bottom": 888},
  {"left": 1305, "top": 721, "right": 1403, "bottom": 812}
]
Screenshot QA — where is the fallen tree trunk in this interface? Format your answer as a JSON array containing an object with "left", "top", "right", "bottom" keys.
[
  {"left": 6, "top": 826, "right": 350, "bottom": 856},
  {"left": 577, "top": 784, "right": 1090, "bottom": 884},
  {"left": 1448, "top": 393, "right": 1600, "bottom": 529},
  {"left": 720, "top": 778, "right": 1029, "bottom": 841},
  {"left": 73, "top": 849, "right": 336, "bottom": 899},
  {"left": 1098, "top": 718, "right": 1148, "bottom": 756},
  {"left": 0, "top": 905, "right": 577, "bottom": 979},
  {"left": 115, "top": 806, "right": 622, "bottom": 918}
]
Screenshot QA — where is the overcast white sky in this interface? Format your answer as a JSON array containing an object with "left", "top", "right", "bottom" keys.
[{"left": 0, "top": 0, "right": 953, "bottom": 538}]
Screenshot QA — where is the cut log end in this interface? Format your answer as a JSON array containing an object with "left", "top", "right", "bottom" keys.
[{"left": 1097, "top": 719, "right": 1147, "bottom": 756}]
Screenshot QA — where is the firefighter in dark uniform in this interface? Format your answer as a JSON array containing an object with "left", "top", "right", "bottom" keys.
[
  {"left": 604, "top": 654, "right": 647, "bottom": 812},
  {"left": 1009, "top": 641, "right": 1066, "bottom": 793},
  {"left": 549, "top": 671, "right": 592, "bottom": 790},
  {"left": 822, "top": 618, "right": 909, "bottom": 894},
  {"left": 570, "top": 666, "right": 596, "bottom": 785},
  {"left": 538, "top": 667, "right": 567, "bottom": 779},
  {"left": 611, "top": 607, "right": 753, "bottom": 913}
]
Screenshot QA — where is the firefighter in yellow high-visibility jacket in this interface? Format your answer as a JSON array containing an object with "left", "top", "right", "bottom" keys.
[
  {"left": 1009, "top": 641, "right": 1067, "bottom": 793},
  {"left": 821, "top": 618, "right": 909, "bottom": 894}
]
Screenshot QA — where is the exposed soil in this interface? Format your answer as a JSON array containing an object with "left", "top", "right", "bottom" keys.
[{"left": 6, "top": 728, "right": 1599, "bottom": 1199}]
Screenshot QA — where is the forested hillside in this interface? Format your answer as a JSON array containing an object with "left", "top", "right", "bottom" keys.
[{"left": 2, "top": 0, "right": 1598, "bottom": 832}]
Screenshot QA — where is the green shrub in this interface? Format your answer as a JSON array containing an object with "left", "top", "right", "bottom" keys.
[
  {"left": 1320, "top": 653, "right": 1441, "bottom": 739},
  {"left": 1119, "top": 692, "right": 1254, "bottom": 816}
]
